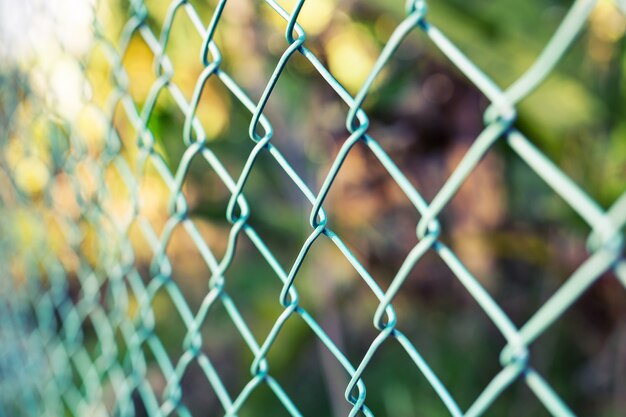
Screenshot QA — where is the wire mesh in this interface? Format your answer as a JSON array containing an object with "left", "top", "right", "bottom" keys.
[{"left": 0, "top": 0, "right": 625, "bottom": 416}]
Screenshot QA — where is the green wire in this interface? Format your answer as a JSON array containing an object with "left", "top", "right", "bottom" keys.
[{"left": 0, "top": 0, "right": 624, "bottom": 416}]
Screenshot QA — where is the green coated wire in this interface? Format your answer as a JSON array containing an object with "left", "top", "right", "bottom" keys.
[{"left": 0, "top": 0, "right": 624, "bottom": 416}]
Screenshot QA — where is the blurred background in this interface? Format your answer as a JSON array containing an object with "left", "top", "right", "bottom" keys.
[{"left": 1, "top": 0, "right": 625, "bottom": 416}]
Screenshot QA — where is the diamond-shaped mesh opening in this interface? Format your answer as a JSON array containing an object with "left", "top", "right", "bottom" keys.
[
  {"left": 133, "top": 156, "right": 172, "bottom": 238},
  {"left": 264, "top": 315, "right": 338, "bottom": 417},
  {"left": 350, "top": 249, "right": 510, "bottom": 408},
  {"left": 198, "top": 300, "right": 247, "bottom": 395},
  {"left": 120, "top": 32, "right": 159, "bottom": 109},
  {"left": 322, "top": 141, "right": 421, "bottom": 285},
  {"left": 356, "top": 339, "right": 455, "bottom": 417},
  {"left": 150, "top": 285, "right": 190, "bottom": 360},
  {"left": 222, "top": 232, "right": 287, "bottom": 342},
  {"left": 164, "top": 223, "right": 214, "bottom": 313},
  {"left": 235, "top": 381, "right": 296, "bottom": 417},
  {"left": 169, "top": 357, "right": 223, "bottom": 416},
  {"left": 237, "top": 151, "right": 312, "bottom": 271},
  {"left": 111, "top": 100, "right": 143, "bottom": 171},
  {"left": 171, "top": 151, "right": 237, "bottom": 261}
]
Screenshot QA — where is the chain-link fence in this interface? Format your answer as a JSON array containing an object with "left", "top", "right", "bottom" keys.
[{"left": 1, "top": 0, "right": 625, "bottom": 416}]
